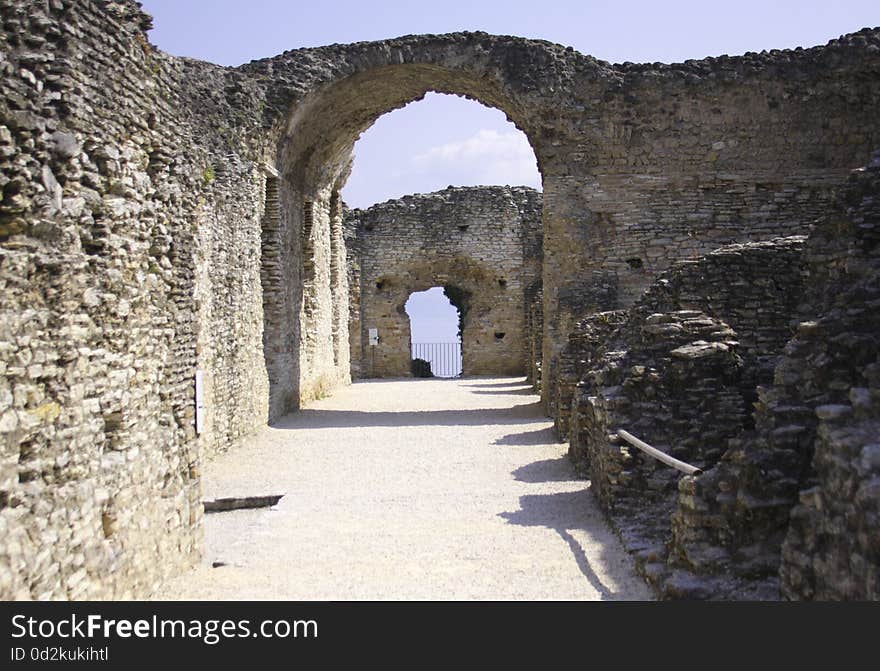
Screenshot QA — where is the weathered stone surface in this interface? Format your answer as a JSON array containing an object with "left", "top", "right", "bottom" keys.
[
  {"left": 345, "top": 186, "right": 542, "bottom": 378},
  {"left": 555, "top": 310, "right": 628, "bottom": 443},
  {"left": 0, "top": 0, "right": 204, "bottom": 599},
  {"left": 561, "top": 235, "right": 811, "bottom": 598},
  {"left": 666, "top": 157, "right": 880, "bottom": 600},
  {"left": 0, "top": 0, "right": 878, "bottom": 599}
]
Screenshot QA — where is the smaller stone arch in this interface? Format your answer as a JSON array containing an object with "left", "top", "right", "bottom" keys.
[{"left": 346, "top": 186, "right": 542, "bottom": 378}]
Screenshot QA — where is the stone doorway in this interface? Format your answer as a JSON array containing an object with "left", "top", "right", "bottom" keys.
[
  {"left": 406, "top": 287, "right": 463, "bottom": 378},
  {"left": 345, "top": 186, "right": 542, "bottom": 380}
]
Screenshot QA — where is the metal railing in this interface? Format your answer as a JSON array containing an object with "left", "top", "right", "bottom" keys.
[
  {"left": 411, "top": 342, "right": 462, "bottom": 378},
  {"left": 617, "top": 429, "right": 702, "bottom": 476}
]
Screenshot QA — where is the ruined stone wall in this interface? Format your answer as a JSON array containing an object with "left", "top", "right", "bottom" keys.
[
  {"left": 297, "top": 187, "right": 350, "bottom": 400},
  {"left": 345, "top": 186, "right": 542, "bottom": 378},
  {"left": 635, "top": 237, "right": 807, "bottom": 372},
  {"left": 561, "top": 167, "right": 880, "bottom": 599},
  {"left": 553, "top": 310, "right": 627, "bottom": 442},
  {"left": 669, "top": 154, "right": 880, "bottom": 600},
  {"left": 540, "top": 38, "right": 880, "bottom": 404},
  {"left": 579, "top": 312, "right": 746, "bottom": 507},
  {"left": 780, "top": 155, "right": 880, "bottom": 600},
  {"left": 563, "top": 236, "right": 809, "bottom": 597},
  {"left": 1, "top": 0, "right": 878, "bottom": 600},
  {"left": 524, "top": 283, "right": 543, "bottom": 389},
  {"left": 0, "top": 0, "right": 283, "bottom": 599},
  {"left": 561, "top": 236, "right": 806, "bottom": 443},
  {"left": 0, "top": 0, "right": 210, "bottom": 598},
  {"left": 343, "top": 211, "right": 363, "bottom": 380},
  {"left": 196, "top": 156, "right": 270, "bottom": 454}
]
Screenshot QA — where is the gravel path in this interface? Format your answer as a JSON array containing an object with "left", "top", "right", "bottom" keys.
[{"left": 157, "top": 377, "right": 652, "bottom": 600}]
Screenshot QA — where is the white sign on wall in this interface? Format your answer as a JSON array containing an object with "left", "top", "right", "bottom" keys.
[
  {"left": 195, "top": 369, "right": 205, "bottom": 435},
  {"left": 368, "top": 328, "right": 379, "bottom": 346}
]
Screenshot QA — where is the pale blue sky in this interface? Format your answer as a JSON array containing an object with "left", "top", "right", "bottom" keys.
[
  {"left": 141, "top": 1, "right": 877, "bottom": 349},
  {"left": 406, "top": 288, "right": 459, "bottom": 342}
]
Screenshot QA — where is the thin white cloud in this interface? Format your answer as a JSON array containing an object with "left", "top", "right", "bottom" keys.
[{"left": 412, "top": 129, "right": 541, "bottom": 188}]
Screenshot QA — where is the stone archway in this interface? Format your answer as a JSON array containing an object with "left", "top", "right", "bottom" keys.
[
  {"left": 361, "top": 258, "right": 518, "bottom": 378},
  {"left": 249, "top": 31, "right": 880, "bottom": 418},
  {"left": 255, "top": 42, "right": 561, "bottom": 418},
  {"left": 344, "top": 186, "right": 543, "bottom": 379}
]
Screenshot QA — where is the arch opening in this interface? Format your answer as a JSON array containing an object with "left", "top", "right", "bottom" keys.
[
  {"left": 352, "top": 251, "right": 533, "bottom": 379},
  {"left": 341, "top": 92, "right": 541, "bottom": 209},
  {"left": 264, "top": 59, "right": 547, "bottom": 416},
  {"left": 405, "top": 287, "right": 462, "bottom": 378}
]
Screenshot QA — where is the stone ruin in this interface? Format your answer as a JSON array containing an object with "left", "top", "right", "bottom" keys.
[
  {"left": 0, "top": 0, "right": 878, "bottom": 599},
  {"left": 559, "top": 156, "right": 880, "bottom": 599},
  {"left": 345, "top": 186, "right": 542, "bottom": 379}
]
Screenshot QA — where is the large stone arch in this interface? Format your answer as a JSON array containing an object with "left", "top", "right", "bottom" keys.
[
  {"left": 242, "top": 31, "right": 880, "bottom": 416},
  {"left": 253, "top": 38, "right": 577, "bottom": 415}
]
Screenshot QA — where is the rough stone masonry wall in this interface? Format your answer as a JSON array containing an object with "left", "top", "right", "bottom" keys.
[
  {"left": 524, "top": 282, "right": 543, "bottom": 388},
  {"left": 670, "top": 153, "right": 880, "bottom": 600},
  {"left": 343, "top": 210, "right": 363, "bottom": 379},
  {"left": 562, "top": 236, "right": 806, "bottom": 443},
  {"left": 0, "top": 0, "right": 212, "bottom": 598},
  {"left": 563, "top": 236, "right": 809, "bottom": 598},
  {"left": 577, "top": 311, "right": 746, "bottom": 509},
  {"left": 545, "top": 36, "right": 880, "bottom": 408},
  {"left": 553, "top": 309, "right": 627, "bottom": 442},
  {"left": 555, "top": 236, "right": 805, "bottom": 441},
  {"left": 345, "top": 186, "right": 542, "bottom": 378},
  {"left": 0, "top": 0, "right": 283, "bottom": 599},
  {"left": 1, "top": 0, "right": 878, "bottom": 600}
]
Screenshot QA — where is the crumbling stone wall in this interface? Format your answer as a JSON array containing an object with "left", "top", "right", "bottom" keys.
[
  {"left": 779, "top": 156, "right": 880, "bottom": 600},
  {"left": 0, "top": 0, "right": 208, "bottom": 598},
  {"left": 345, "top": 186, "right": 542, "bottom": 377},
  {"left": 565, "top": 236, "right": 809, "bottom": 598},
  {"left": 524, "top": 282, "right": 543, "bottom": 388},
  {"left": 554, "top": 309, "right": 627, "bottom": 442},
  {"left": 343, "top": 210, "right": 363, "bottom": 380},
  {"left": 1, "top": 0, "right": 878, "bottom": 599},
  {"left": 634, "top": 237, "right": 808, "bottom": 394},
  {"left": 563, "top": 236, "right": 807, "bottom": 445},
  {"left": 669, "top": 154, "right": 880, "bottom": 600},
  {"left": 577, "top": 311, "right": 747, "bottom": 508},
  {"left": 562, "top": 165, "right": 880, "bottom": 599}
]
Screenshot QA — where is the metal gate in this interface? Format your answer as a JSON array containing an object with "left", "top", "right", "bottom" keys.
[{"left": 410, "top": 342, "right": 462, "bottom": 378}]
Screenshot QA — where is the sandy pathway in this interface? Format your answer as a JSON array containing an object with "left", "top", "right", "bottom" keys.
[{"left": 157, "top": 377, "right": 651, "bottom": 600}]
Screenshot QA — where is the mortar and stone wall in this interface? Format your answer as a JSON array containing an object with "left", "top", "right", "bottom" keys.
[
  {"left": 1, "top": 0, "right": 878, "bottom": 599},
  {"left": 553, "top": 309, "right": 628, "bottom": 442},
  {"left": 564, "top": 235, "right": 811, "bottom": 598},
  {"left": 558, "top": 236, "right": 808, "bottom": 442},
  {"left": 669, "top": 154, "right": 880, "bottom": 600},
  {"left": 0, "top": 0, "right": 207, "bottom": 598},
  {"left": 345, "top": 186, "right": 542, "bottom": 378},
  {"left": 524, "top": 283, "right": 543, "bottom": 389},
  {"left": 563, "top": 157, "right": 880, "bottom": 599}
]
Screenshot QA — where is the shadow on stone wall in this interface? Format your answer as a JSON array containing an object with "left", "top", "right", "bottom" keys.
[{"left": 558, "top": 153, "right": 880, "bottom": 600}]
